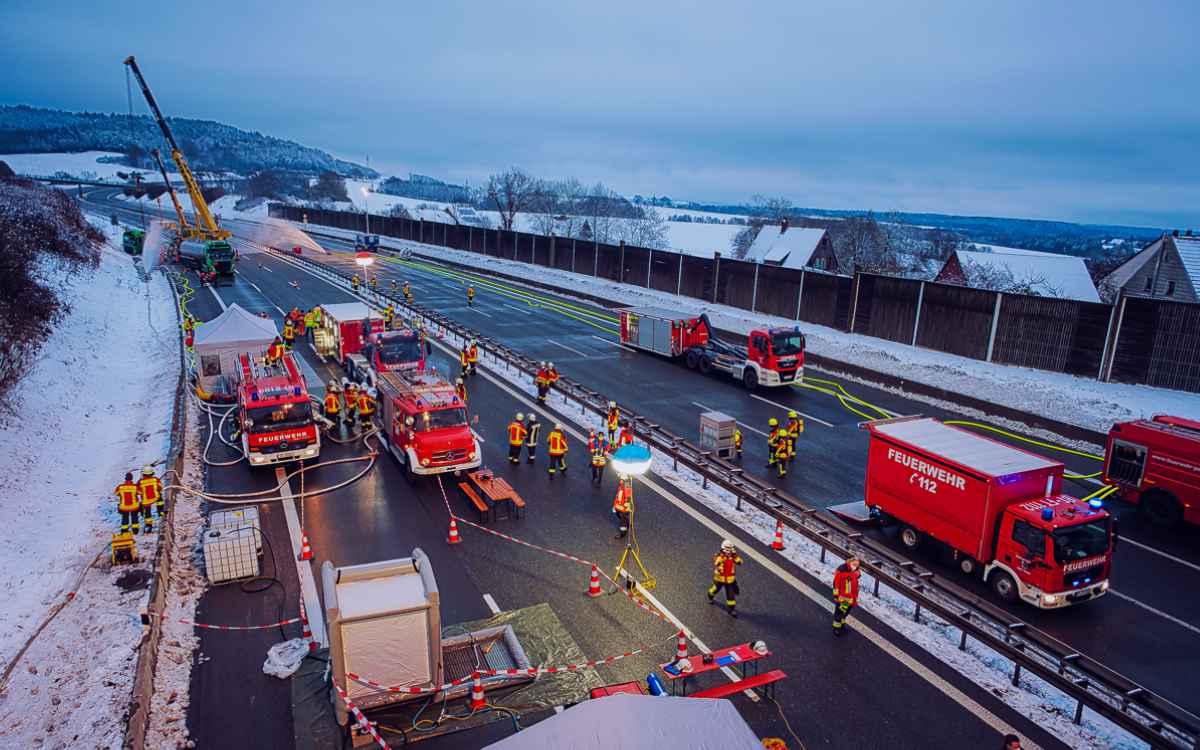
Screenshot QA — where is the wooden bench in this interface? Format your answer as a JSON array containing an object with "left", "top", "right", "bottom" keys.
[
  {"left": 509, "top": 491, "right": 526, "bottom": 519},
  {"left": 689, "top": 669, "right": 786, "bottom": 701},
  {"left": 458, "top": 482, "right": 490, "bottom": 523}
]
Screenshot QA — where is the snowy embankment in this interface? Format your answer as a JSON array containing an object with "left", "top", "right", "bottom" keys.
[
  {"left": 0, "top": 222, "right": 179, "bottom": 746},
  {"left": 296, "top": 223, "right": 1198, "bottom": 435}
]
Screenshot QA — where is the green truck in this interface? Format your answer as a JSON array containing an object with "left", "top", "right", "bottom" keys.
[{"left": 122, "top": 228, "right": 146, "bottom": 255}]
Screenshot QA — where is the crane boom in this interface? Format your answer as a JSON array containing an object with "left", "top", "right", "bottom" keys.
[
  {"left": 123, "top": 55, "right": 229, "bottom": 241},
  {"left": 151, "top": 148, "right": 192, "bottom": 234}
]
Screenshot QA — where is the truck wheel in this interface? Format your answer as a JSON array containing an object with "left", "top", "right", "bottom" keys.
[
  {"left": 1142, "top": 490, "right": 1182, "bottom": 527},
  {"left": 742, "top": 369, "right": 758, "bottom": 391},
  {"left": 698, "top": 356, "right": 712, "bottom": 375},
  {"left": 685, "top": 350, "right": 699, "bottom": 370},
  {"left": 958, "top": 557, "right": 978, "bottom": 576},
  {"left": 898, "top": 525, "right": 921, "bottom": 550},
  {"left": 990, "top": 571, "right": 1018, "bottom": 602}
]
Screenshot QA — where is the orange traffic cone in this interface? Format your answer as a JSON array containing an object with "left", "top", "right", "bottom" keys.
[
  {"left": 675, "top": 630, "right": 688, "bottom": 661},
  {"left": 771, "top": 520, "right": 785, "bottom": 551},
  {"left": 300, "top": 601, "right": 317, "bottom": 652},
  {"left": 469, "top": 672, "right": 486, "bottom": 711},
  {"left": 586, "top": 564, "right": 602, "bottom": 597},
  {"left": 298, "top": 532, "right": 314, "bottom": 561},
  {"left": 447, "top": 517, "right": 462, "bottom": 545}
]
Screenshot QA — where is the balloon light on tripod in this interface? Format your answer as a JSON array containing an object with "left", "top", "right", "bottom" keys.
[{"left": 611, "top": 443, "right": 652, "bottom": 477}]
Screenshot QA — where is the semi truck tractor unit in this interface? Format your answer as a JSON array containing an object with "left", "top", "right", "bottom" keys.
[
  {"left": 376, "top": 369, "right": 480, "bottom": 478},
  {"left": 177, "top": 238, "right": 237, "bottom": 277},
  {"left": 617, "top": 308, "right": 803, "bottom": 390},
  {"left": 864, "top": 416, "right": 1114, "bottom": 609},
  {"left": 312, "top": 302, "right": 428, "bottom": 384},
  {"left": 236, "top": 352, "right": 320, "bottom": 466},
  {"left": 1104, "top": 414, "right": 1200, "bottom": 527},
  {"left": 122, "top": 228, "right": 145, "bottom": 255}
]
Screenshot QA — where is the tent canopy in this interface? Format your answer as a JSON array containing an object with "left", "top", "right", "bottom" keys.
[
  {"left": 193, "top": 303, "right": 278, "bottom": 349},
  {"left": 485, "top": 694, "right": 763, "bottom": 750}
]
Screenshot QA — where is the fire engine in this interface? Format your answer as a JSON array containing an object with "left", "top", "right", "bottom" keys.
[
  {"left": 375, "top": 369, "right": 480, "bottom": 478},
  {"left": 617, "top": 308, "right": 803, "bottom": 390},
  {"left": 863, "top": 417, "right": 1114, "bottom": 609},
  {"left": 1104, "top": 414, "right": 1200, "bottom": 527},
  {"left": 236, "top": 352, "right": 320, "bottom": 466},
  {"left": 312, "top": 302, "right": 428, "bottom": 385}
]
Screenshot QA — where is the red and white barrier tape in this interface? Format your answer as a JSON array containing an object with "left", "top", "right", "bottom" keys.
[
  {"left": 142, "top": 611, "right": 301, "bottom": 631},
  {"left": 333, "top": 683, "right": 393, "bottom": 750}
]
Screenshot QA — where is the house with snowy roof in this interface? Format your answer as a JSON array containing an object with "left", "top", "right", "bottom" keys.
[
  {"left": 1099, "top": 231, "right": 1199, "bottom": 303},
  {"left": 741, "top": 219, "right": 839, "bottom": 272},
  {"left": 935, "top": 246, "right": 1101, "bottom": 303}
]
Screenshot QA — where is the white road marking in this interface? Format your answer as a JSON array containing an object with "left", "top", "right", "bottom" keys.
[
  {"left": 482, "top": 593, "right": 501, "bottom": 615},
  {"left": 276, "top": 467, "right": 327, "bottom": 648},
  {"left": 258, "top": 264, "right": 273, "bottom": 273},
  {"left": 1107, "top": 589, "right": 1200, "bottom": 636},
  {"left": 749, "top": 393, "right": 834, "bottom": 427},
  {"left": 207, "top": 284, "right": 228, "bottom": 311},
  {"left": 691, "top": 401, "right": 769, "bottom": 438},
  {"left": 502, "top": 304, "right": 532, "bottom": 315},
  {"left": 473, "top": 308, "right": 494, "bottom": 318},
  {"left": 548, "top": 339, "right": 590, "bottom": 358},
  {"left": 591, "top": 335, "right": 637, "bottom": 353},
  {"left": 1120, "top": 536, "right": 1200, "bottom": 574}
]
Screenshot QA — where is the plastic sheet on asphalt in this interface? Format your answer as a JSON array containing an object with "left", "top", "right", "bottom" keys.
[{"left": 264, "top": 638, "right": 311, "bottom": 679}]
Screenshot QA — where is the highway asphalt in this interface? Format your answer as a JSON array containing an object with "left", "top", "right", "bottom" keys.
[{"left": 83, "top": 187, "right": 1200, "bottom": 747}]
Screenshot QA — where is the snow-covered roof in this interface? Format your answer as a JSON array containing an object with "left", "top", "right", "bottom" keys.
[
  {"left": 1175, "top": 237, "right": 1200, "bottom": 292},
  {"left": 485, "top": 694, "right": 761, "bottom": 750},
  {"left": 192, "top": 303, "right": 278, "bottom": 347},
  {"left": 952, "top": 247, "right": 1101, "bottom": 303},
  {"left": 1101, "top": 240, "right": 1159, "bottom": 291},
  {"left": 742, "top": 225, "right": 826, "bottom": 269}
]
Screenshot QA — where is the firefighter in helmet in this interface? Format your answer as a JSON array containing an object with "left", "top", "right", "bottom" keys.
[
  {"left": 282, "top": 319, "right": 296, "bottom": 351},
  {"left": 342, "top": 378, "right": 359, "bottom": 423},
  {"left": 467, "top": 340, "right": 479, "bottom": 374},
  {"left": 454, "top": 377, "right": 467, "bottom": 404},
  {"left": 459, "top": 344, "right": 471, "bottom": 378},
  {"left": 138, "top": 465, "right": 162, "bottom": 534},
  {"left": 507, "top": 413, "right": 528, "bottom": 464},
  {"left": 546, "top": 423, "right": 568, "bottom": 475},
  {"left": 358, "top": 387, "right": 377, "bottom": 429},
  {"left": 616, "top": 420, "right": 635, "bottom": 449},
  {"left": 265, "top": 336, "right": 285, "bottom": 367},
  {"left": 402, "top": 280, "right": 413, "bottom": 303},
  {"left": 466, "top": 284, "right": 476, "bottom": 306},
  {"left": 733, "top": 426, "right": 743, "bottom": 460},
  {"left": 115, "top": 472, "right": 141, "bottom": 535},
  {"left": 535, "top": 362, "right": 551, "bottom": 403},
  {"left": 785, "top": 410, "right": 803, "bottom": 464},
  {"left": 605, "top": 401, "right": 620, "bottom": 445},
  {"left": 612, "top": 477, "right": 632, "bottom": 538},
  {"left": 142, "top": 464, "right": 165, "bottom": 516},
  {"left": 351, "top": 274, "right": 361, "bottom": 291},
  {"left": 324, "top": 380, "right": 342, "bottom": 425},
  {"left": 832, "top": 556, "right": 862, "bottom": 636},
  {"left": 525, "top": 413, "right": 541, "bottom": 463},
  {"left": 389, "top": 278, "right": 399, "bottom": 293},
  {"left": 589, "top": 429, "right": 609, "bottom": 484},
  {"left": 382, "top": 304, "right": 395, "bottom": 329},
  {"left": 766, "top": 418, "right": 788, "bottom": 477},
  {"left": 370, "top": 275, "right": 379, "bottom": 291},
  {"left": 708, "top": 539, "right": 743, "bottom": 617}
]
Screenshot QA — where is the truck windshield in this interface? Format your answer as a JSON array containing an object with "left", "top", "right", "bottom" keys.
[
  {"left": 378, "top": 336, "right": 423, "bottom": 365},
  {"left": 414, "top": 407, "right": 467, "bottom": 433},
  {"left": 246, "top": 402, "right": 312, "bottom": 432},
  {"left": 1052, "top": 519, "right": 1110, "bottom": 563},
  {"left": 206, "top": 241, "right": 235, "bottom": 261},
  {"left": 771, "top": 333, "right": 805, "bottom": 356}
]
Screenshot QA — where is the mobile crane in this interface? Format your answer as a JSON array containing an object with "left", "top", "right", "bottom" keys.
[
  {"left": 123, "top": 55, "right": 235, "bottom": 278},
  {"left": 150, "top": 146, "right": 192, "bottom": 238}
]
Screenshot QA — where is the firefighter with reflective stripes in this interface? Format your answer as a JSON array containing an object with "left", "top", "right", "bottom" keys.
[
  {"left": 525, "top": 413, "right": 541, "bottom": 463},
  {"left": 382, "top": 304, "right": 395, "bottom": 329},
  {"left": 282, "top": 319, "right": 296, "bottom": 351},
  {"left": 708, "top": 539, "right": 743, "bottom": 617},
  {"left": 357, "top": 387, "right": 377, "bottom": 429},
  {"left": 324, "top": 380, "right": 342, "bottom": 424},
  {"left": 546, "top": 424, "right": 568, "bottom": 475},
  {"left": 832, "top": 556, "right": 861, "bottom": 636},
  {"left": 454, "top": 377, "right": 467, "bottom": 404},
  {"left": 342, "top": 379, "right": 359, "bottom": 423},
  {"left": 351, "top": 274, "right": 360, "bottom": 291},
  {"left": 467, "top": 284, "right": 476, "bottom": 306},
  {"left": 507, "top": 413, "right": 528, "bottom": 463},
  {"left": 535, "top": 362, "right": 552, "bottom": 402},
  {"left": 115, "top": 472, "right": 141, "bottom": 534},
  {"left": 370, "top": 275, "right": 379, "bottom": 291},
  {"left": 605, "top": 401, "right": 620, "bottom": 444},
  {"left": 403, "top": 281, "right": 413, "bottom": 304},
  {"left": 733, "top": 427, "right": 743, "bottom": 460},
  {"left": 138, "top": 466, "right": 162, "bottom": 533},
  {"left": 589, "top": 430, "right": 609, "bottom": 484},
  {"left": 766, "top": 418, "right": 788, "bottom": 477},
  {"left": 390, "top": 279, "right": 399, "bottom": 293},
  {"left": 785, "top": 411, "right": 803, "bottom": 463},
  {"left": 468, "top": 340, "right": 479, "bottom": 373},
  {"left": 265, "top": 336, "right": 285, "bottom": 367},
  {"left": 612, "top": 478, "right": 632, "bottom": 537},
  {"left": 182, "top": 314, "right": 196, "bottom": 349},
  {"left": 616, "top": 420, "right": 635, "bottom": 449},
  {"left": 459, "top": 345, "right": 471, "bottom": 378},
  {"left": 303, "top": 309, "right": 316, "bottom": 342},
  {"left": 547, "top": 362, "right": 560, "bottom": 395}
]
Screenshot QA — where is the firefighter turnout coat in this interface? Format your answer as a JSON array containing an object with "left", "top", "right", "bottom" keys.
[
  {"left": 833, "top": 563, "right": 861, "bottom": 605},
  {"left": 712, "top": 551, "right": 743, "bottom": 584}
]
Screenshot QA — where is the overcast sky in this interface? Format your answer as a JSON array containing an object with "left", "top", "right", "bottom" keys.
[{"left": 2, "top": 1, "right": 1197, "bottom": 227}]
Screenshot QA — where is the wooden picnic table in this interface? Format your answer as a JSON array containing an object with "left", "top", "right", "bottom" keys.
[
  {"left": 658, "top": 642, "right": 770, "bottom": 696},
  {"left": 466, "top": 470, "right": 526, "bottom": 520}
]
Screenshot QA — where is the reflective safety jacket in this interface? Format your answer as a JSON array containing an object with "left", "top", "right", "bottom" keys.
[
  {"left": 547, "top": 368, "right": 559, "bottom": 385},
  {"left": 182, "top": 318, "right": 194, "bottom": 334},
  {"left": 616, "top": 429, "right": 634, "bottom": 448},
  {"left": 311, "top": 307, "right": 322, "bottom": 326},
  {"left": 787, "top": 418, "right": 803, "bottom": 439},
  {"left": 535, "top": 369, "right": 551, "bottom": 387},
  {"left": 455, "top": 383, "right": 467, "bottom": 403},
  {"left": 343, "top": 387, "right": 359, "bottom": 411},
  {"left": 467, "top": 286, "right": 475, "bottom": 298},
  {"left": 733, "top": 428, "right": 743, "bottom": 449},
  {"left": 712, "top": 551, "right": 743, "bottom": 583},
  {"left": 266, "top": 343, "right": 284, "bottom": 362},
  {"left": 402, "top": 282, "right": 411, "bottom": 296},
  {"left": 547, "top": 430, "right": 568, "bottom": 456},
  {"left": 606, "top": 409, "right": 619, "bottom": 432},
  {"left": 507, "top": 421, "right": 528, "bottom": 446},
  {"left": 612, "top": 483, "right": 632, "bottom": 513},
  {"left": 588, "top": 434, "right": 608, "bottom": 455},
  {"left": 460, "top": 349, "right": 470, "bottom": 367},
  {"left": 282, "top": 324, "right": 296, "bottom": 342},
  {"left": 352, "top": 275, "right": 361, "bottom": 288},
  {"left": 115, "top": 481, "right": 140, "bottom": 512},
  {"left": 773, "top": 430, "right": 790, "bottom": 458},
  {"left": 303, "top": 312, "right": 315, "bottom": 331},
  {"left": 468, "top": 345, "right": 478, "bottom": 364},
  {"left": 324, "top": 393, "right": 341, "bottom": 413},
  {"left": 357, "top": 393, "right": 375, "bottom": 415},
  {"left": 833, "top": 563, "right": 861, "bottom": 605},
  {"left": 370, "top": 276, "right": 378, "bottom": 288},
  {"left": 525, "top": 421, "right": 541, "bottom": 447},
  {"left": 138, "top": 476, "right": 162, "bottom": 507},
  {"left": 383, "top": 307, "right": 394, "bottom": 325}
]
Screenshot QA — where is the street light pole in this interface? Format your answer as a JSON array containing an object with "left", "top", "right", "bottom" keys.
[{"left": 361, "top": 185, "right": 371, "bottom": 235}]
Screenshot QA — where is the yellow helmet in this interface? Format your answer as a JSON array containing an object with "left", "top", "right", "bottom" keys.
[
  {"left": 788, "top": 410, "right": 798, "bottom": 419},
  {"left": 768, "top": 417, "right": 779, "bottom": 427}
]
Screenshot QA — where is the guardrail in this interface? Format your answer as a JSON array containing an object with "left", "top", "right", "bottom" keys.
[{"left": 265, "top": 245, "right": 1199, "bottom": 750}]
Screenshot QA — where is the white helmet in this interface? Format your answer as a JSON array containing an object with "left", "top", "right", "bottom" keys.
[
  {"left": 528, "top": 413, "right": 537, "bottom": 422},
  {"left": 554, "top": 423, "right": 563, "bottom": 430},
  {"left": 539, "top": 361, "right": 546, "bottom": 368},
  {"left": 456, "top": 377, "right": 463, "bottom": 385},
  {"left": 720, "top": 539, "right": 735, "bottom": 552},
  {"left": 609, "top": 400, "right": 616, "bottom": 408},
  {"left": 367, "top": 388, "right": 377, "bottom": 398},
  {"left": 515, "top": 412, "right": 524, "bottom": 421},
  {"left": 328, "top": 379, "right": 338, "bottom": 390},
  {"left": 341, "top": 377, "right": 350, "bottom": 387},
  {"left": 548, "top": 362, "right": 555, "bottom": 369}
]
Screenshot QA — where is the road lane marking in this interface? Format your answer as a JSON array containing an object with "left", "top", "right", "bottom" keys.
[
  {"left": 591, "top": 335, "right": 637, "bottom": 353},
  {"left": 1107, "top": 589, "right": 1200, "bottom": 636},
  {"left": 547, "top": 339, "right": 590, "bottom": 358},
  {"left": 482, "top": 594, "right": 501, "bottom": 615},
  {"left": 502, "top": 304, "right": 532, "bottom": 315},
  {"left": 473, "top": 308, "right": 494, "bottom": 318},
  {"left": 207, "top": 284, "right": 228, "bottom": 311},
  {"left": 748, "top": 393, "right": 834, "bottom": 427},
  {"left": 1119, "top": 536, "right": 1200, "bottom": 574},
  {"left": 276, "top": 467, "right": 327, "bottom": 648},
  {"left": 691, "top": 402, "right": 769, "bottom": 438}
]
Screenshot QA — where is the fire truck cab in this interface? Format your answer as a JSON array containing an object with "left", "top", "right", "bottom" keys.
[
  {"left": 236, "top": 352, "right": 320, "bottom": 466},
  {"left": 1104, "top": 415, "right": 1200, "bottom": 527},
  {"left": 313, "top": 302, "right": 428, "bottom": 385},
  {"left": 376, "top": 369, "right": 480, "bottom": 478}
]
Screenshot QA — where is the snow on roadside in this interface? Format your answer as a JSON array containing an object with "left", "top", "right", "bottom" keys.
[
  {"left": 297, "top": 223, "right": 1199, "bottom": 435},
  {"left": 0, "top": 221, "right": 178, "bottom": 747}
]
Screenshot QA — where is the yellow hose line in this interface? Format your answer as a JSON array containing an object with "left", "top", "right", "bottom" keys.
[{"left": 942, "top": 420, "right": 1104, "bottom": 461}]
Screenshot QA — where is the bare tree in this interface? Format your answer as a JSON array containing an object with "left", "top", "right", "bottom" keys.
[
  {"left": 485, "top": 167, "right": 541, "bottom": 231},
  {"left": 960, "top": 258, "right": 1063, "bottom": 297},
  {"left": 752, "top": 194, "right": 793, "bottom": 221},
  {"left": 613, "top": 206, "right": 669, "bottom": 249},
  {"left": 729, "top": 220, "right": 766, "bottom": 258}
]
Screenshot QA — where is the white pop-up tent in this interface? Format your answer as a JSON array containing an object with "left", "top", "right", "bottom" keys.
[
  {"left": 485, "top": 693, "right": 764, "bottom": 750},
  {"left": 192, "top": 303, "right": 278, "bottom": 398}
]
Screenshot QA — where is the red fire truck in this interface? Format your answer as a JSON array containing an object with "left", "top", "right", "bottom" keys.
[
  {"left": 617, "top": 308, "right": 803, "bottom": 390},
  {"left": 375, "top": 369, "right": 480, "bottom": 478},
  {"left": 313, "top": 302, "right": 427, "bottom": 384},
  {"left": 236, "top": 352, "right": 321, "bottom": 466},
  {"left": 863, "top": 417, "right": 1114, "bottom": 609},
  {"left": 1103, "top": 414, "right": 1200, "bottom": 527}
]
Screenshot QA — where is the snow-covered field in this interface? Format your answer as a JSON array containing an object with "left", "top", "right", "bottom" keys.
[
  {"left": 292, "top": 224, "right": 1199, "bottom": 434},
  {"left": 2, "top": 150, "right": 159, "bottom": 181},
  {"left": 0, "top": 222, "right": 179, "bottom": 746}
]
